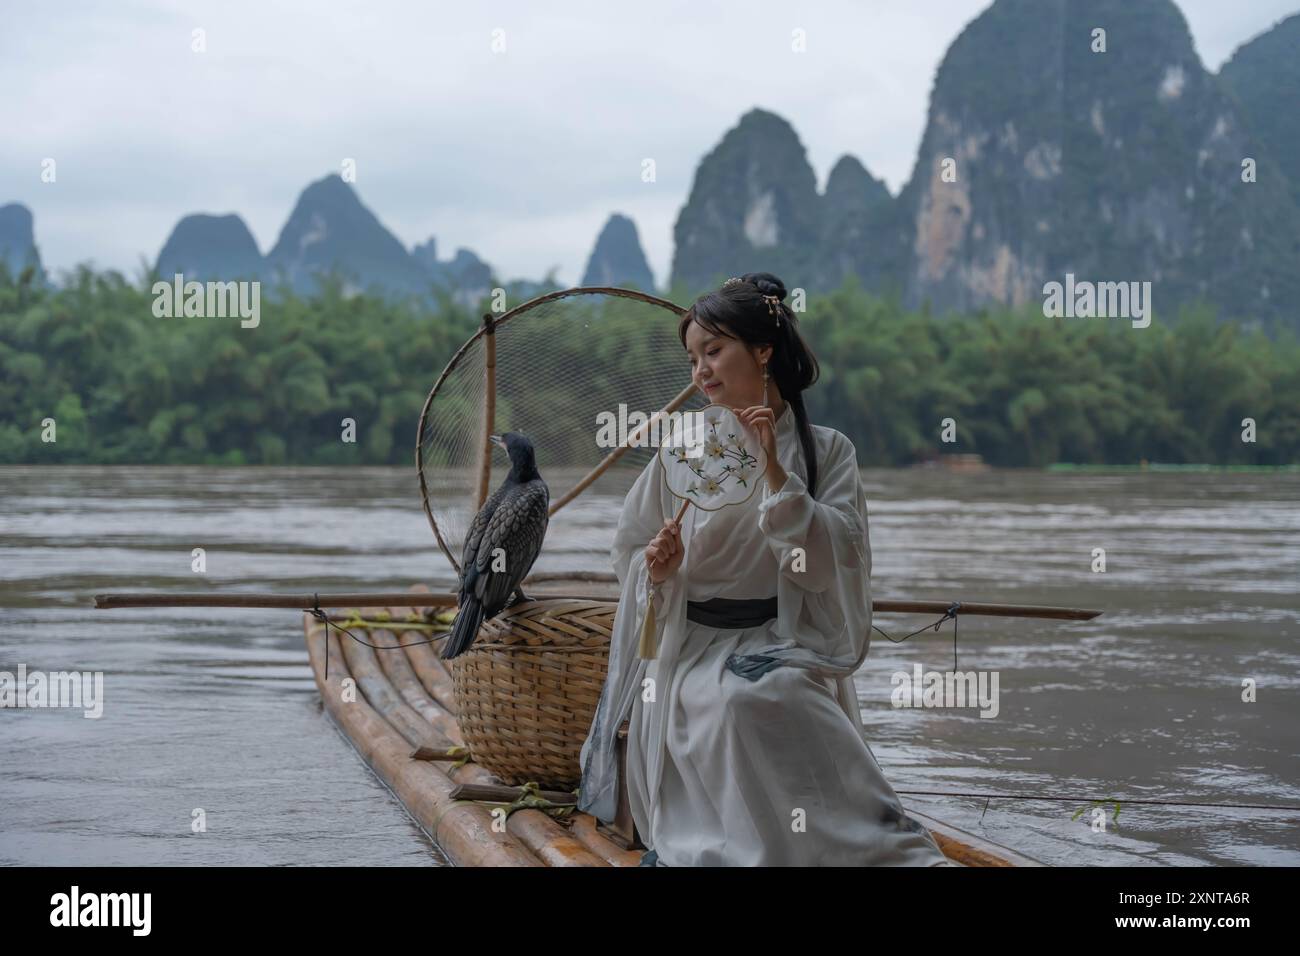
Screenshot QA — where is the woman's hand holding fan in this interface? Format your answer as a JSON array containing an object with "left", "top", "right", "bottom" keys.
[{"left": 645, "top": 518, "right": 683, "bottom": 584}]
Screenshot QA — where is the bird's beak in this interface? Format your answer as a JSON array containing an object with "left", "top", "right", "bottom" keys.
[{"left": 489, "top": 434, "right": 506, "bottom": 450}]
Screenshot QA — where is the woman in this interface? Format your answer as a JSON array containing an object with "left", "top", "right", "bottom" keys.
[{"left": 578, "top": 272, "right": 951, "bottom": 866}]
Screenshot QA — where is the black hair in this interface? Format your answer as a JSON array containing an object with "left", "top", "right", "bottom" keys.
[{"left": 678, "top": 272, "right": 822, "bottom": 498}]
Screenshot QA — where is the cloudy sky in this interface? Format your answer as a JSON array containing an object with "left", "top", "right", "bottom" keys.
[{"left": 5, "top": 0, "right": 1296, "bottom": 287}]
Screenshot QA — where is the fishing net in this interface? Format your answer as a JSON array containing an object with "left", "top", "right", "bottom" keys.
[{"left": 416, "top": 286, "right": 706, "bottom": 588}]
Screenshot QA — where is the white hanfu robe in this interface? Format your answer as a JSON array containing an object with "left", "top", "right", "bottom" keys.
[{"left": 578, "top": 402, "right": 952, "bottom": 866}]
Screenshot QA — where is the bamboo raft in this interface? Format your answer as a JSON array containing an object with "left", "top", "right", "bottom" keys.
[{"left": 302, "top": 598, "right": 1043, "bottom": 868}]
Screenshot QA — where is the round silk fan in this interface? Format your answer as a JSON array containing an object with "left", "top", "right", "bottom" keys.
[
  {"left": 416, "top": 286, "right": 708, "bottom": 591},
  {"left": 636, "top": 403, "right": 767, "bottom": 657},
  {"left": 655, "top": 403, "right": 766, "bottom": 511}
]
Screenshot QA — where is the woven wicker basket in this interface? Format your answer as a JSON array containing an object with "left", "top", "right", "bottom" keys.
[{"left": 449, "top": 597, "right": 616, "bottom": 788}]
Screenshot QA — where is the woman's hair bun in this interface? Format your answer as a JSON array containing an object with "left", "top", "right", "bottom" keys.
[{"left": 738, "top": 272, "right": 786, "bottom": 302}]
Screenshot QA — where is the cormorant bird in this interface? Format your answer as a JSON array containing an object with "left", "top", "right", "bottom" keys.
[{"left": 441, "top": 432, "right": 550, "bottom": 660}]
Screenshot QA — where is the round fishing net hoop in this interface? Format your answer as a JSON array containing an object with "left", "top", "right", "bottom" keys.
[{"left": 416, "top": 286, "right": 707, "bottom": 585}]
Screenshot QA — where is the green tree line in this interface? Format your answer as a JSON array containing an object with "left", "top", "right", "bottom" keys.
[{"left": 2, "top": 265, "right": 1296, "bottom": 466}]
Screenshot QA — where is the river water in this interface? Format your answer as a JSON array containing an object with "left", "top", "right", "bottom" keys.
[{"left": 1, "top": 465, "right": 1296, "bottom": 866}]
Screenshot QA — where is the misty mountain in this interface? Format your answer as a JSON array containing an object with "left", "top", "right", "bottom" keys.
[
  {"left": 263, "top": 174, "right": 435, "bottom": 299},
  {"left": 155, "top": 213, "right": 264, "bottom": 281},
  {"left": 889, "top": 0, "right": 1300, "bottom": 331},
  {"left": 412, "top": 236, "right": 494, "bottom": 307},
  {"left": 1219, "top": 13, "right": 1300, "bottom": 211},
  {"left": 671, "top": 108, "right": 826, "bottom": 293},
  {"left": 580, "top": 213, "right": 655, "bottom": 291},
  {"left": 0, "top": 203, "right": 44, "bottom": 281}
]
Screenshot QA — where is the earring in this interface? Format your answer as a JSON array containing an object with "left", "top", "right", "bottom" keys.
[{"left": 762, "top": 364, "right": 769, "bottom": 408}]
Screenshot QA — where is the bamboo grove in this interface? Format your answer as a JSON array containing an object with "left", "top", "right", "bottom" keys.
[{"left": 2, "top": 265, "right": 1296, "bottom": 467}]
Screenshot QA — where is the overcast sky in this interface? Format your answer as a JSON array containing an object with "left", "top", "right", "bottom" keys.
[{"left": 4, "top": 0, "right": 1296, "bottom": 287}]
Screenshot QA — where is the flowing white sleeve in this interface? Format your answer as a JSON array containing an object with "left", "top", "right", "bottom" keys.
[
  {"left": 577, "top": 457, "right": 680, "bottom": 822},
  {"left": 745, "top": 432, "right": 873, "bottom": 679}
]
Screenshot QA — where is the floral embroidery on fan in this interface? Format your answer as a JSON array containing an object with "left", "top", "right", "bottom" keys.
[{"left": 665, "top": 419, "right": 760, "bottom": 508}]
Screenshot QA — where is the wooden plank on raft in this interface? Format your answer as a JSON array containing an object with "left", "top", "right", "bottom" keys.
[
  {"left": 385, "top": 593, "right": 641, "bottom": 866},
  {"left": 387, "top": 605, "right": 459, "bottom": 714},
  {"left": 338, "top": 609, "right": 608, "bottom": 867},
  {"left": 369, "top": 627, "right": 460, "bottom": 735},
  {"left": 337, "top": 617, "right": 454, "bottom": 754},
  {"left": 304, "top": 615, "right": 542, "bottom": 867},
  {"left": 308, "top": 609, "right": 634, "bottom": 866}
]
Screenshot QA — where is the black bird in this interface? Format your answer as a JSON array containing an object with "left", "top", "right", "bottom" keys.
[{"left": 441, "top": 432, "right": 550, "bottom": 660}]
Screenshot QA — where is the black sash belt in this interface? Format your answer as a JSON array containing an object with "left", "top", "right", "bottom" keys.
[{"left": 685, "top": 596, "right": 778, "bottom": 630}]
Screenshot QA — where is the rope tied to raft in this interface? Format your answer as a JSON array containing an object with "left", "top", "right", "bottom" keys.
[
  {"left": 874, "top": 601, "right": 963, "bottom": 671},
  {"left": 446, "top": 745, "right": 473, "bottom": 771},
  {"left": 450, "top": 782, "right": 579, "bottom": 823},
  {"left": 428, "top": 783, "right": 577, "bottom": 839},
  {"left": 308, "top": 594, "right": 330, "bottom": 679},
  {"left": 489, "top": 782, "right": 578, "bottom": 820},
  {"left": 306, "top": 595, "right": 452, "bottom": 680},
  {"left": 498, "top": 781, "right": 578, "bottom": 820}
]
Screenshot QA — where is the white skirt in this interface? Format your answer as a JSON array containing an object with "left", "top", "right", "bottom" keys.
[{"left": 625, "top": 617, "right": 954, "bottom": 866}]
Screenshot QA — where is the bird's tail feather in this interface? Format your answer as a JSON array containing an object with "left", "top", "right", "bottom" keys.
[{"left": 442, "top": 597, "right": 485, "bottom": 660}]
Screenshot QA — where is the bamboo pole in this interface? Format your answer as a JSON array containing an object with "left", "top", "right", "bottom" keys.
[
  {"left": 95, "top": 592, "right": 453, "bottom": 609},
  {"left": 370, "top": 628, "right": 454, "bottom": 730},
  {"left": 873, "top": 600, "right": 1100, "bottom": 621},
  {"left": 548, "top": 381, "right": 700, "bottom": 515},
  {"left": 477, "top": 312, "right": 497, "bottom": 510},
  {"left": 96, "top": 591, "right": 1102, "bottom": 621},
  {"left": 337, "top": 622, "right": 454, "bottom": 754},
  {"left": 902, "top": 807, "right": 1042, "bottom": 867},
  {"left": 399, "top": 628, "right": 460, "bottom": 715}
]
